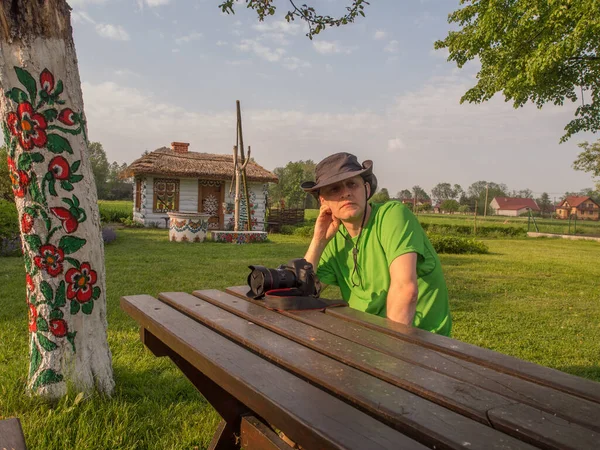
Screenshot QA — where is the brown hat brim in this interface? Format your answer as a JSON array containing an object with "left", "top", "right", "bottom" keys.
[{"left": 301, "top": 160, "right": 373, "bottom": 192}]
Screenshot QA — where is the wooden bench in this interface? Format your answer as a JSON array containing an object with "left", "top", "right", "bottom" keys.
[
  {"left": 122, "top": 287, "right": 600, "bottom": 450},
  {"left": 0, "top": 418, "right": 27, "bottom": 450}
]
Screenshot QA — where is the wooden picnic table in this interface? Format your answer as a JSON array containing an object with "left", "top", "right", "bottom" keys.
[{"left": 121, "top": 286, "right": 600, "bottom": 450}]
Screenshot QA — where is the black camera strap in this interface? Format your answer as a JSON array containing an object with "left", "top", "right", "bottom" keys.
[{"left": 259, "top": 288, "right": 348, "bottom": 311}]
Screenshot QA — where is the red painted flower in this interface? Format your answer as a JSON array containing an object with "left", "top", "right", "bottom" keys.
[
  {"left": 58, "top": 108, "right": 75, "bottom": 126},
  {"left": 7, "top": 157, "right": 30, "bottom": 198},
  {"left": 50, "top": 207, "right": 78, "bottom": 233},
  {"left": 34, "top": 244, "right": 65, "bottom": 277},
  {"left": 49, "top": 319, "right": 68, "bottom": 337},
  {"left": 40, "top": 69, "right": 55, "bottom": 94},
  {"left": 21, "top": 213, "right": 34, "bottom": 233},
  {"left": 26, "top": 273, "right": 35, "bottom": 292},
  {"left": 6, "top": 102, "right": 48, "bottom": 150},
  {"left": 66, "top": 263, "right": 97, "bottom": 303},
  {"left": 48, "top": 156, "right": 70, "bottom": 180},
  {"left": 28, "top": 302, "right": 37, "bottom": 332}
]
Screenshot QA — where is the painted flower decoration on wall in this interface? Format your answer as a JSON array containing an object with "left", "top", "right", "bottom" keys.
[
  {"left": 28, "top": 303, "right": 38, "bottom": 332},
  {"left": 49, "top": 319, "right": 68, "bottom": 338},
  {"left": 34, "top": 244, "right": 65, "bottom": 277},
  {"left": 40, "top": 69, "right": 55, "bottom": 94},
  {"left": 21, "top": 212, "right": 35, "bottom": 233},
  {"left": 6, "top": 102, "right": 48, "bottom": 150},
  {"left": 7, "top": 157, "right": 30, "bottom": 198},
  {"left": 48, "top": 156, "right": 70, "bottom": 180},
  {"left": 66, "top": 263, "right": 97, "bottom": 303},
  {"left": 51, "top": 207, "right": 79, "bottom": 233}
]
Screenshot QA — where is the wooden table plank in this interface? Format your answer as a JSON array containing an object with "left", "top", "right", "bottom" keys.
[
  {"left": 240, "top": 415, "right": 290, "bottom": 450},
  {"left": 121, "top": 294, "right": 426, "bottom": 450},
  {"left": 162, "top": 291, "right": 540, "bottom": 449},
  {"left": 0, "top": 418, "right": 27, "bottom": 450},
  {"left": 225, "top": 298, "right": 600, "bottom": 433},
  {"left": 226, "top": 285, "right": 600, "bottom": 404}
]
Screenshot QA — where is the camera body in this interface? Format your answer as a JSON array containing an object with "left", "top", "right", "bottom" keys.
[{"left": 247, "top": 258, "right": 322, "bottom": 299}]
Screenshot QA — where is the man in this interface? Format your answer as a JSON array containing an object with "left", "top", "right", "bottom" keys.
[{"left": 302, "top": 152, "right": 451, "bottom": 336}]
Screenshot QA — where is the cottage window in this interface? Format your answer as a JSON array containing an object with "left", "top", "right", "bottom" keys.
[
  {"left": 153, "top": 179, "right": 180, "bottom": 212},
  {"left": 135, "top": 179, "right": 142, "bottom": 210}
]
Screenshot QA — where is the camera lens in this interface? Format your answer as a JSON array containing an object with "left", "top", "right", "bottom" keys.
[{"left": 247, "top": 265, "right": 297, "bottom": 298}]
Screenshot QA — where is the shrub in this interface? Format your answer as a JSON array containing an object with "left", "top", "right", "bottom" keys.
[
  {"left": 293, "top": 225, "right": 315, "bottom": 238},
  {"left": 0, "top": 200, "right": 21, "bottom": 256},
  {"left": 280, "top": 225, "right": 295, "bottom": 235},
  {"left": 428, "top": 234, "right": 489, "bottom": 254},
  {"left": 98, "top": 201, "right": 133, "bottom": 223},
  {"left": 420, "top": 222, "right": 525, "bottom": 238},
  {"left": 102, "top": 227, "right": 117, "bottom": 244},
  {"left": 120, "top": 217, "right": 144, "bottom": 228}
]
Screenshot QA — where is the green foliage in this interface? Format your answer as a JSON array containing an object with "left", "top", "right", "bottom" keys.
[
  {"left": 98, "top": 200, "right": 133, "bottom": 223},
  {"left": 421, "top": 222, "right": 526, "bottom": 238},
  {"left": 440, "top": 199, "right": 460, "bottom": 213},
  {"left": 435, "top": 0, "right": 600, "bottom": 142},
  {"left": 467, "top": 181, "right": 508, "bottom": 215},
  {"left": 279, "top": 225, "right": 296, "bottom": 235},
  {"left": 269, "top": 160, "right": 317, "bottom": 208},
  {"left": 88, "top": 142, "right": 132, "bottom": 200},
  {"left": 0, "top": 146, "right": 12, "bottom": 202},
  {"left": 396, "top": 189, "right": 412, "bottom": 200},
  {"left": 412, "top": 185, "right": 430, "bottom": 202},
  {"left": 219, "top": 0, "right": 370, "bottom": 39},
  {"left": 370, "top": 187, "right": 390, "bottom": 204},
  {"left": 428, "top": 234, "right": 489, "bottom": 254},
  {"left": 0, "top": 200, "right": 19, "bottom": 238},
  {"left": 432, "top": 183, "right": 463, "bottom": 203},
  {"left": 292, "top": 225, "right": 315, "bottom": 238},
  {"left": 573, "top": 139, "right": 600, "bottom": 190}
]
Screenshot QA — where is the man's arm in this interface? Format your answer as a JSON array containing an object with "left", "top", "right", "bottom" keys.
[{"left": 387, "top": 252, "right": 419, "bottom": 326}]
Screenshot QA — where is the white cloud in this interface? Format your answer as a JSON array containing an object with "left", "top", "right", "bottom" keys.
[
  {"left": 136, "top": 0, "right": 171, "bottom": 8},
  {"left": 384, "top": 40, "right": 399, "bottom": 53},
  {"left": 68, "top": 0, "right": 109, "bottom": 5},
  {"left": 313, "top": 40, "right": 356, "bottom": 55},
  {"left": 95, "top": 24, "right": 130, "bottom": 41},
  {"left": 172, "top": 48, "right": 180, "bottom": 53},
  {"left": 226, "top": 60, "right": 252, "bottom": 66},
  {"left": 387, "top": 137, "right": 405, "bottom": 152},
  {"left": 71, "top": 11, "right": 95, "bottom": 24},
  {"left": 283, "top": 57, "right": 311, "bottom": 71},
  {"left": 236, "top": 39, "right": 285, "bottom": 62},
  {"left": 114, "top": 69, "right": 141, "bottom": 77},
  {"left": 253, "top": 20, "right": 301, "bottom": 36},
  {"left": 373, "top": 30, "right": 387, "bottom": 40},
  {"left": 216, "top": 40, "right": 228, "bottom": 46},
  {"left": 175, "top": 32, "right": 203, "bottom": 45}
]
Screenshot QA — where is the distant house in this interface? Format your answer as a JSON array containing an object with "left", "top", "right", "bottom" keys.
[
  {"left": 400, "top": 198, "right": 431, "bottom": 208},
  {"left": 555, "top": 196, "right": 600, "bottom": 221},
  {"left": 489, "top": 197, "right": 540, "bottom": 216},
  {"left": 126, "top": 142, "right": 278, "bottom": 229}
]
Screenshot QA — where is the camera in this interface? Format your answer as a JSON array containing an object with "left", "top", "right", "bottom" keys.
[{"left": 247, "top": 258, "right": 322, "bottom": 299}]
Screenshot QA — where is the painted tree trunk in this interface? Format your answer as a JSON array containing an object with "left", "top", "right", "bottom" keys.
[{"left": 0, "top": 0, "right": 114, "bottom": 398}]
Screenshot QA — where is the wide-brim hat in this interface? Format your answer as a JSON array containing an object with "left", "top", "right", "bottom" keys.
[{"left": 301, "top": 152, "right": 378, "bottom": 199}]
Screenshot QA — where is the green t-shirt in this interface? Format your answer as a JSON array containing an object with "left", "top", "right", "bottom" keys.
[{"left": 316, "top": 201, "right": 452, "bottom": 336}]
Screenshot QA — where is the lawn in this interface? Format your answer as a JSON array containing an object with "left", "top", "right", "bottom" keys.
[{"left": 1, "top": 230, "right": 599, "bottom": 449}]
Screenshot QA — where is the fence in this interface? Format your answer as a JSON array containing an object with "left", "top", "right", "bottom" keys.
[{"left": 266, "top": 207, "right": 305, "bottom": 232}]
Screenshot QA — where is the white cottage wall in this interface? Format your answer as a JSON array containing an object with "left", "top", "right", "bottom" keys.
[{"left": 223, "top": 182, "right": 269, "bottom": 231}]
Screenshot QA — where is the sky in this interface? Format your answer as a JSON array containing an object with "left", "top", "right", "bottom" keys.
[{"left": 43, "top": 0, "right": 598, "bottom": 197}]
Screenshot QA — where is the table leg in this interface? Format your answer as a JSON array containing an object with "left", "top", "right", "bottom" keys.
[{"left": 141, "top": 328, "right": 251, "bottom": 449}]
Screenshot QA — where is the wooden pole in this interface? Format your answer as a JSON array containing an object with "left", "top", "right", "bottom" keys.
[
  {"left": 236, "top": 101, "right": 252, "bottom": 231},
  {"left": 233, "top": 146, "right": 240, "bottom": 232}
]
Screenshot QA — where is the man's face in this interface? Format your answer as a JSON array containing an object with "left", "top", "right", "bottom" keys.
[{"left": 319, "top": 175, "right": 369, "bottom": 222}]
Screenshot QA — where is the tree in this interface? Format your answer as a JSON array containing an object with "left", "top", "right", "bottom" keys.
[
  {"left": 106, "top": 162, "right": 133, "bottom": 201},
  {"left": 412, "top": 185, "right": 430, "bottom": 202},
  {"left": 440, "top": 199, "right": 460, "bottom": 214},
  {"left": 370, "top": 187, "right": 390, "bottom": 204},
  {"left": 269, "top": 160, "right": 317, "bottom": 208},
  {"left": 573, "top": 140, "right": 600, "bottom": 191},
  {"left": 0, "top": 146, "right": 12, "bottom": 202},
  {"left": 510, "top": 189, "right": 533, "bottom": 199},
  {"left": 537, "top": 192, "right": 552, "bottom": 216},
  {"left": 396, "top": 189, "right": 412, "bottom": 201},
  {"left": 431, "top": 182, "right": 461, "bottom": 203},
  {"left": 88, "top": 142, "right": 109, "bottom": 199},
  {"left": 467, "top": 181, "right": 508, "bottom": 215},
  {"left": 0, "top": 0, "right": 113, "bottom": 398},
  {"left": 435, "top": 1, "right": 599, "bottom": 142},
  {"left": 220, "top": 0, "right": 370, "bottom": 39}
]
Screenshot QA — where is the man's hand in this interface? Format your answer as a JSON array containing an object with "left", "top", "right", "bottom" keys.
[{"left": 314, "top": 204, "right": 341, "bottom": 244}]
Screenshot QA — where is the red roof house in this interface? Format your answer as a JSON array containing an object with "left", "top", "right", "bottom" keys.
[
  {"left": 556, "top": 196, "right": 599, "bottom": 221},
  {"left": 489, "top": 197, "right": 540, "bottom": 216}
]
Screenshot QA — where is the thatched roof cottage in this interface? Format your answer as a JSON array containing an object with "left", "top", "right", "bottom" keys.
[{"left": 126, "top": 142, "right": 278, "bottom": 230}]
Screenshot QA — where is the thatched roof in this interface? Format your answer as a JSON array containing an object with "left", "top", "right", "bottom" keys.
[{"left": 126, "top": 147, "right": 278, "bottom": 183}]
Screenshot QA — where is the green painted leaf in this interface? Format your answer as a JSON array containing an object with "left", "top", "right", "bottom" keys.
[
  {"left": 30, "top": 173, "right": 45, "bottom": 204},
  {"left": 70, "top": 300, "right": 80, "bottom": 315},
  {"left": 32, "top": 368, "right": 63, "bottom": 391},
  {"left": 54, "top": 80, "right": 63, "bottom": 96},
  {"left": 24, "top": 206, "right": 37, "bottom": 217},
  {"left": 24, "top": 253, "right": 32, "bottom": 273},
  {"left": 49, "top": 309, "right": 64, "bottom": 320},
  {"left": 71, "top": 160, "right": 81, "bottom": 172},
  {"left": 55, "top": 281, "right": 66, "bottom": 307},
  {"left": 29, "top": 340, "right": 41, "bottom": 378},
  {"left": 65, "top": 257, "right": 81, "bottom": 269},
  {"left": 14, "top": 66, "right": 37, "bottom": 106},
  {"left": 36, "top": 317, "right": 48, "bottom": 332},
  {"left": 46, "top": 134, "right": 73, "bottom": 154},
  {"left": 42, "top": 108, "right": 58, "bottom": 123},
  {"left": 37, "top": 333, "right": 57, "bottom": 351},
  {"left": 81, "top": 300, "right": 94, "bottom": 315},
  {"left": 92, "top": 286, "right": 101, "bottom": 300},
  {"left": 30, "top": 152, "right": 45, "bottom": 163},
  {"left": 6, "top": 87, "right": 29, "bottom": 104},
  {"left": 61, "top": 180, "right": 74, "bottom": 191},
  {"left": 40, "top": 281, "right": 53, "bottom": 303},
  {"left": 17, "top": 153, "right": 32, "bottom": 171},
  {"left": 48, "top": 179, "right": 57, "bottom": 197},
  {"left": 24, "top": 235, "right": 42, "bottom": 253},
  {"left": 67, "top": 331, "right": 77, "bottom": 352},
  {"left": 58, "top": 235, "right": 86, "bottom": 255},
  {"left": 69, "top": 174, "right": 83, "bottom": 183}
]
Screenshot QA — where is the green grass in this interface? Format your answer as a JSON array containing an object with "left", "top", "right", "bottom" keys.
[
  {"left": 1, "top": 230, "right": 599, "bottom": 448},
  {"left": 98, "top": 200, "right": 133, "bottom": 223}
]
